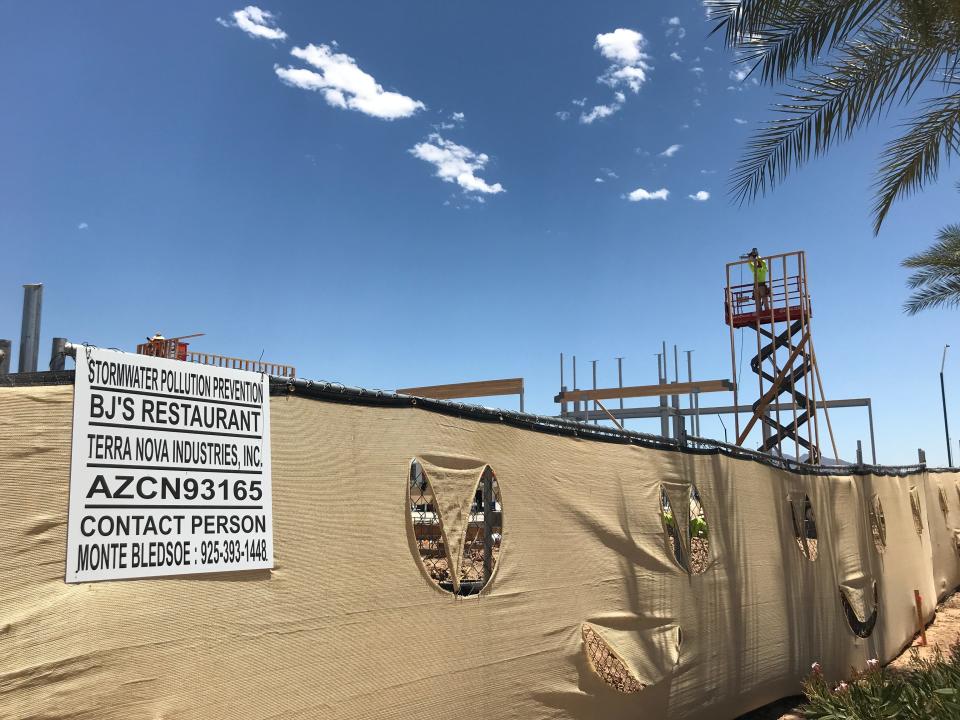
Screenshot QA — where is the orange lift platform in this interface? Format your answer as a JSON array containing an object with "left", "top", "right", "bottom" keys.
[{"left": 724, "top": 250, "right": 838, "bottom": 464}]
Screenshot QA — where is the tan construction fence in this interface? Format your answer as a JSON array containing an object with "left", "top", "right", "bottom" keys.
[{"left": 2, "top": 384, "right": 959, "bottom": 719}]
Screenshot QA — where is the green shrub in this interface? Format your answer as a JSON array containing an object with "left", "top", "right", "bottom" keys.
[
  {"left": 801, "top": 640, "right": 960, "bottom": 719},
  {"left": 661, "top": 511, "right": 709, "bottom": 540}
]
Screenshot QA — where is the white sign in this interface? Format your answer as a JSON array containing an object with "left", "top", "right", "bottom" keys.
[{"left": 66, "top": 347, "right": 273, "bottom": 582}]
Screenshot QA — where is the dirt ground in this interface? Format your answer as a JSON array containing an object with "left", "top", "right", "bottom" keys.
[{"left": 737, "top": 590, "right": 960, "bottom": 720}]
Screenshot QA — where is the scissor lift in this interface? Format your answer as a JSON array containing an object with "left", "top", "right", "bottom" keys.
[{"left": 724, "top": 251, "right": 838, "bottom": 464}]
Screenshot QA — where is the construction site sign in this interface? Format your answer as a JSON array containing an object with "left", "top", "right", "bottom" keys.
[{"left": 65, "top": 346, "right": 273, "bottom": 582}]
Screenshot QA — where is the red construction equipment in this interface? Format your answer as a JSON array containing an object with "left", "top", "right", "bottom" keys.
[{"left": 135, "top": 332, "right": 296, "bottom": 377}]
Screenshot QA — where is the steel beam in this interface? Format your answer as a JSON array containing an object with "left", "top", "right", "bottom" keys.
[
  {"left": 569, "top": 397, "right": 872, "bottom": 421},
  {"left": 554, "top": 379, "right": 733, "bottom": 404}
]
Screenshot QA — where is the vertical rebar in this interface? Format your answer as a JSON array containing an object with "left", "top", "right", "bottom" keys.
[
  {"left": 591, "top": 360, "right": 598, "bottom": 425},
  {"left": 616, "top": 357, "right": 624, "bottom": 413},
  {"left": 659, "top": 344, "right": 669, "bottom": 438},
  {"left": 19, "top": 283, "right": 43, "bottom": 373}
]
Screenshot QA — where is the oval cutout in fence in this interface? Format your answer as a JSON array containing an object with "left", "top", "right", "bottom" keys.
[
  {"left": 408, "top": 460, "right": 502, "bottom": 596},
  {"left": 660, "top": 487, "right": 686, "bottom": 571},
  {"left": 581, "top": 624, "right": 645, "bottom": 693},
  {"left": 909, "top": 486, "right": 924, "bottom": 536},
  {"left": 788, "top": 494, "right": 818, "bottom": 561},
  {"left": 659, "top": 485, "right": 710, "bottom": 574},
  {"left": 869, "top": 496, "right": 886, "bottom": 552},
  {"left": 689, "top": 487, "right": 709, "bottom": 575},
  {"left": 839, "top": 583, "right": 879, "bottom": 638}
]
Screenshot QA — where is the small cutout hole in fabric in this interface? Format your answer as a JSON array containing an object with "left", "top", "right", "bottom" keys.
[
  {"left": 581, "top": 624, "right": 644, "bottom": 693},
  {"left": 788, "top": 494, "right": 818, "bottom": 561},
  {"left": 869, "top": 496, "right": 886, "bottom": 553},
  {"left": 688, "top": 487, "right": 709, "bottom": 575},
  {"left": 910, "top": 487, "right": 924, "bottom": 536},
  {"left": 839, "top": 583, "right": 879, "bottom": 638},
  {"left": 409, "top": 460, "right": 502, "bottom": 596},
  {"left": 661, "top": 487, "right": 686, "bottom": 570},
  {"left": 660, "top": 485, "right": 709, "bottom": 574}
]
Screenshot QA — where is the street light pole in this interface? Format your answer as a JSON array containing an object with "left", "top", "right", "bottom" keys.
[{"left": 941, "top": 344, "right": 953, "bottom": 468}]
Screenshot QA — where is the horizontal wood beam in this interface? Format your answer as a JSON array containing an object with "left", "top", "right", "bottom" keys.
[
  {"left": 398, "top": 378, "right": 524, "bottom": 400},
  {"left": 555, "top": 379, "right": 733, "bottom": 403}
]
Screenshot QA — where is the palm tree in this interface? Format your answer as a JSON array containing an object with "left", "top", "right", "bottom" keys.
[
  {"left": 706, "top": 0, "right": 960, "bottom": 234},
  {"left": 902, "top": 220, "right": 960, "bottom": 313}
]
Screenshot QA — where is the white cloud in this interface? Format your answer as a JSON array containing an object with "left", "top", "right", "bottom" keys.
[
  {"left": 555, "top": 110, "right": 571, "bottom": 121},
  {"left": 580, "top": 102, "right": 620, "bottom": 124},
  {"left": 594, "top": 177, "right": 605, "bottom": 183},
  {"left": 595, "top": 29, "right": 652, "bottom": 94},
  {"left": 688, "top": 190, "right": 710, "bottom": 201},
  {"left": 219, "top": 6, "right": 286, "bottom": 41},
  {"left": 660, "top": 144, "right": 682, "bottom": 157},
  {"left": 595, "top": 28, "right": 646, "bottom": 65},
  {"left": 573, "top": 28, "right": 652, "bottom": 126},
  {"left": 451, "top": 111, "right": 465, "bottom": 122},
  {"left": 77, "top": 222, "right": 88, "bottom": 230},
  {"left": 276, "top": 44, "right": 425, "bottom": 120},
  {"left": 670, "top": 52, "right": 683, "bottom": 61},
  {"left": 601, "top": 65, "right": 650, "bottom": 93},
  {"left": 601, "top": 168, "right": 618, "bottom": 179},
  {"left": 734, "top": 117, "right": 748, "bottom": 124},
  {"left": 690, "top": 66, "right": 704, "bottom": 74},
  {"left": 627, "top": 187, "right": 669, "bottom": 201},
  {"left": 665, "top": 18, "right": 686, "bottom": 39},
  {"left": 730, "top": 66, "right": 750, "bottom": 82},
  {"left": 409, "top": 134, "right": 504, "bottom": 195},
  {"left": 700, "top": 169, "right": 717, "bottom": 174}
]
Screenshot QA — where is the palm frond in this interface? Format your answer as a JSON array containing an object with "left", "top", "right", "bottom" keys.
[
  {"left": 902, "top": 224, "right": 960, "bottom": 313},
  {"left": 903, "top": 275, "right": 960, "bottom": 313},
  {"left": 731, "top": 34, "right": 946, "bottom": 204},
  {"left": 872, "top": 92, "right": 960, "bottom": 232},
  {"left": 752, "top": 2, "right": 891, "bottom": 83}
]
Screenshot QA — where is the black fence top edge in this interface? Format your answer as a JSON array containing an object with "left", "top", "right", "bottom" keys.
[{"left": 0, "top": 369, "right": 948, "bottom": 478}]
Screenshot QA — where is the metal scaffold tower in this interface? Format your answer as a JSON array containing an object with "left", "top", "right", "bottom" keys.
[{"left": 725, "top": 250, "right": 839, "bottom": 464}]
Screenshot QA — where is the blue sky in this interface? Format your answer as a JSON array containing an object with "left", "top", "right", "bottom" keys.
[{"left": 2, "top": 1, "right": 958, "bottom": 465}]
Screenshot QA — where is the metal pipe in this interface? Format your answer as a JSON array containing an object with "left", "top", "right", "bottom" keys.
[
  {"left": 941, "top": 344, "right": 953, "bottom": 467},
  {"left": 616, "top": 357, "right": 624, "bottom": 413},
  {"left": 0, "top": 339, "right": 10, "bottom": 375},
  {"left": 50, "top": 337, "right": 68, "bottom": 371},
  {"left": 591, "top": 360, "right": 598, "bottom": 425},
  {"left": 867, "top": 399, "right": 877, "bottom": 465},
  {"left": 18, "top": 283, "right": 43, "bottom": 373},
  {"left": 658, "top": 347, "right": 669, "bottom": 438}
]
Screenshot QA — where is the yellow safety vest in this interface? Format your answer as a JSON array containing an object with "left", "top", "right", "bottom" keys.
[{"left": 749, "top": 258, "right": 768, "bottom": 283}]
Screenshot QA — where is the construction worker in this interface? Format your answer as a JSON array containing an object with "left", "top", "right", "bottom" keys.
[{"left": 747, "top": 248, "right": 770, "bottom": 313}]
